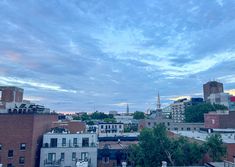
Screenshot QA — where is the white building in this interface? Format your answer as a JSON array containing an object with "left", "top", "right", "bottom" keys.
[
  {"left": 40, "top": 128, "right": 98, "bottom": 167},
  {"left": 208, "top": 92, "right": 233, "bottom": 109},
  {"left": 98, "top": 123, "right": 124, "bottom": 137},
  {"left": 114, "top": 115, "right": 134, "bottom": 124},
  {"left": 171, "top": 98, "right": 190, "bottom": 123}
]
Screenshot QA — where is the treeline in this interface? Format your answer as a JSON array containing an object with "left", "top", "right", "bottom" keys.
[
  {"left": 73, "top": 111, "right": 116, "bottom": 124},
  {"left": 128, "top": 124, "right": 226, "bottom": 167},
  {"left": 185, "top": 103, "right": 228, "bottom": 123}
]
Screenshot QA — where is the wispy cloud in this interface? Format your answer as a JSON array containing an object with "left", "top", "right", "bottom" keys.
[
  {"left": 218, "top": 75, "right": 235, "bottom": 84},
  {"left": 0, "top": 76, "right": 77, "bottom": 93},
  {"left": 0, "top": 0, "right": 235, "bottom": 112}
]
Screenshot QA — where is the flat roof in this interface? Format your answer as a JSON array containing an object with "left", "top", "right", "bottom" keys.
[{"left": 171, "top": 130, "right": 235, "bottom": 144}]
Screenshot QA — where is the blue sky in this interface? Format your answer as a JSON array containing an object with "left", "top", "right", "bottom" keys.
[{"left": 0, "top": 0, "right": 235, "bottom": 113}]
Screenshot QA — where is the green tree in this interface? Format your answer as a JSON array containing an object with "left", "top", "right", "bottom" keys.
[
  {"left": 205, "top": 134, "right": 226, "bottom": 161},
  {"left": 133, "top": 111, "right": 145, "bottom": 119},
  {"left": 103, "top": 117, "right": 116, "bottom": 123},
  {"left": 185, "top": 103, "right": 228, "bottom": 123},
  {"left": 128, "top": 124, "right": 206, "bottom": 167},
  {"left": 81, "top": 113, "right": 90, "bottom": 121}
]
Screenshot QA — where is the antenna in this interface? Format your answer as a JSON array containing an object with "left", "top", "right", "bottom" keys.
[{"left": 157, "top": 91, "right": 161, "bottom": 110}]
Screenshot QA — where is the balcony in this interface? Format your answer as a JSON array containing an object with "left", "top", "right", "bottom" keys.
[
  {"left": 76, "top": 158, "right": 90, "bottom": 167},
  {"left": 44, "top": 159, "right": 61, "bottom": 167},
  {"left": 42, "top": 142, "right": 97, "bottom": 148}
]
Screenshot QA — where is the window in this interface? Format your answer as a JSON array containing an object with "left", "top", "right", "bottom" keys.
[
  {"left": 7, "top": 164, "right": 13, "bottom": 167},
  {"left": 81, "top": 152, "right": 88, "bottom": 160},
  {"left": 62, "top": 138, "right": 66, "bottom": 147},
  {"left": 187, "top": 127, "right": 191, "bottom": 131},
  {"left": 174, "top": 127, "right": 178, "bottom": 131},
  {"left": 20, "top": 143, "right": 26, "bottom": 150},
  {"left": 102, "top": 157, "right": 109, "bottom": 164},
  {"left": 82, "top": 138, "right": 89, "bottom": 147},
  {"left": 50, "top": 138, "right": 57, "bottom": 147},
  {"left": 72, "top": 152, "right": 76, "bottom": 161},
  {"left": 73, "top": 138, "right": 78, "bottom": 147},
  {"left": 61, "top": 153, "right": 65, "bottom": 161},
  {"left": 119, "top": 125, "right": 122, "bottom": 129},
  {"left": 48, "top": 153, "right": 56, "bottom": 162},
  {"left": 101, "top": 125, "right": 103, "bottom": 129},
  {"left": 19, "top": 157, "right": 25, "bottom": 164},
  {"left": 0, "top": 144, "right": 2, "bottom": 150},
  {"left": 8, "top": 150, "right": 13, "bottom": 158}
]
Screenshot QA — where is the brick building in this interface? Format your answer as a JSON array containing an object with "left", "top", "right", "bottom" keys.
[
  {"left": 204, "top": 111, "right": 235, "bottom": 129},
  {"left": 0, "top": 114, "right": 58, "bottom": 167},
  {"left": 98, "top": 137, "right": 138, "bottom": 167},
  {"left": 0, "top": 86, "right": 23, "bottom": 103},
  {"left": 203, "top": 81, "right": 224, "bottom": 101}
]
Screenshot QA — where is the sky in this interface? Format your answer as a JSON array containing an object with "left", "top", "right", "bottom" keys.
[{"left": 0, "top": 0, "right": 235, "bottom": 113}]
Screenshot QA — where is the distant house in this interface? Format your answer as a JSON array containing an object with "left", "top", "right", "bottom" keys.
[{"left": 98, "top": 123, "right": 124, "bottom": 137}]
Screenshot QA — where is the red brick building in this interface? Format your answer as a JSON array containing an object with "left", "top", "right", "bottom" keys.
[
  {"left": 0, "top": 114, "right": 58, "bottom": 167},
  {"left": 204, "top": 111, "right": 235, "bottom": 129}
]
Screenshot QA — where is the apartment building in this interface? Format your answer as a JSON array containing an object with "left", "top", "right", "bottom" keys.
[
  {"left": 171, "top": 98, "right": 203, "bottom": 123},
  {"left": 40, "top": 127, "right": 98, "bottom": 167},
  {"left": 98, "top": 123, "right": 124, "bottom": 137},
  {"left": 0, "top": 114, "right": 58, "bottom": 167}
]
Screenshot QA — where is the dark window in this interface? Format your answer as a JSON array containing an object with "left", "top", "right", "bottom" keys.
[
  {"left": 167, "top": 122, "right": 170, "bottom": 126},
  {"left": 7, "top": 164, "right": 13, "bottom": 167},
  {"left": 181, "top": 128, "right": 184, "bottom": 130},
  {"left": 20, "top": 143, "right": 26, "bottom": 150},
  {"left": 50, "top": 138, "right": 57, "bottom": 147},
  {"left": 8, "top": 150, "right": 13, "bottom": 158},
  {"left": 82, "top": 138, "right": 89, "bottom": 147},
  {"left": 0, "top": 144, "right": 2, "bottom": 150},
  {"left": 102, "top": 157, "right": 109, "bottom": 164},
  {"left": 62, "top": 138, "right": 66, "bottom": 146},
  {"left": 119, "top": 125, "right": 122, "bottom": 129},
  {"left": 101, "top": 125, "right": 103, "bottom": 129},
  {"left": 73, "top": 138, "right": 77, "bottom": 146},
  {"left": 19, "top": 157, "right": 25, "bottom": 164},
  {"left": 61, "top": 153, "right": 65, "bottom": 161},
  {"left": 187, "top": 127, "right": 191, "bottom": 131},
  {"left": 174, "top": 127, "right": 178, "bottom": 130},
  {"left": 72, "top": 152, "right": 76, "bottom": 161},
  {"left": 148, "top": 122, "right": 151, "bottom": 126}
]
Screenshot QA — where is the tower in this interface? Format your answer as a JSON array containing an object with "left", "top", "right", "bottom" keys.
[
  {"left": 203, "top": 81, "right": 224, "bottom": 101},
  {"left": 157, "top": 91, "right": 161, "bottom": 110},
  {"left": 126, "top": 103, "right": 129, "bottom": 115}
]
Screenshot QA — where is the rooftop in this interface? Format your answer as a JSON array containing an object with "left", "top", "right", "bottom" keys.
[{"left": 171, "top": 130, "right": 235, "bottom": 144}]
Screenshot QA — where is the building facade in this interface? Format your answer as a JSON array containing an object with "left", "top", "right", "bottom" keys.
[
  {"left": 207, "top": 93, "right": 235, "bottom": 111},
  {"left": 0, "top": 114, "right": 58, "bottom": 167},
  {"left": 139, "top": 118, "right": 204, "bottom": 131},
  {"left": 98, "top": 137, "right": 138, "bottom": 167},
  {"left": 0, "top": 86, "right": 50, "bottom": 114},
  {"left": 204, "top": 111, "right": 235, "bottom": 129},
  {"left": 40, "top": 128, "right": 97, "bottom": 167},
  {"left": 203, "top": 81, "right": 224, "bottom": 101},
  {"left": 98, "top": 123, "right": 124, "bottom": 137},
  {"left": 171, "top": 98, "right": 203, "bottom": 123}
]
